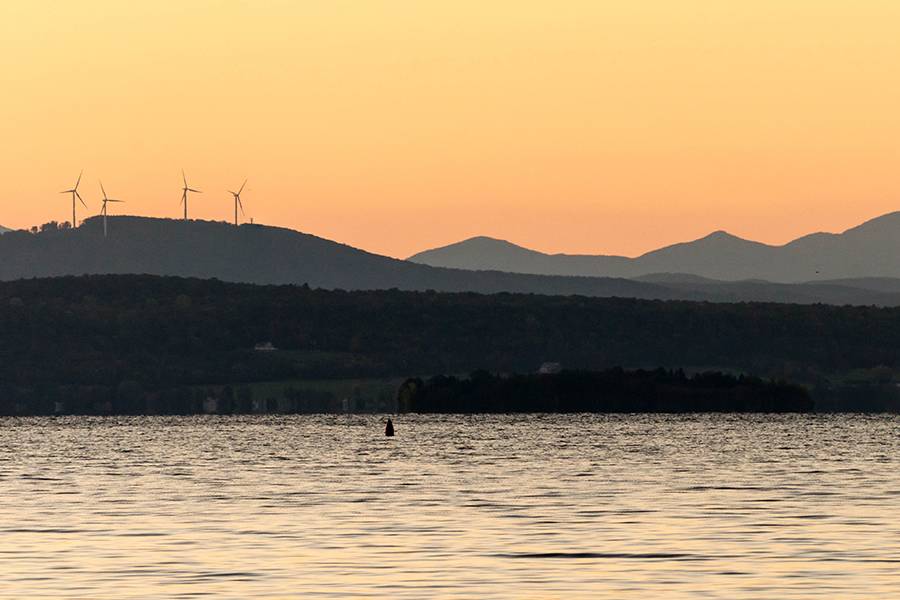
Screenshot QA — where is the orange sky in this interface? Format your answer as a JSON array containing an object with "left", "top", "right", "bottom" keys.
[{"left": 1, "top": 1, "right": 899, "bottom": 258}]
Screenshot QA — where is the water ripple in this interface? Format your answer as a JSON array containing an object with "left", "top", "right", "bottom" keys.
[{"left": 0, "top": 413, "right": 898, "bottom": 598}]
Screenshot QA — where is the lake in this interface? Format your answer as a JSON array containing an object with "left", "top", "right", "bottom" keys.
[{"left": 1, "top": 414, "right": 898, "bottom": 598}]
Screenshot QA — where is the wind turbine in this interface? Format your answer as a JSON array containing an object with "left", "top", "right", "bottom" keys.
[
  {"left": 60, "top": 170, "right": 86, "bottom": 228},
  {"left": 228, "top": 179, "right": 247, "bottom": 226},
  {"left": 180, "top": 170, "right": 202, "bottom": 220},
  {"left": 99, "top": 181, "right": 124, "bottom": 238}
]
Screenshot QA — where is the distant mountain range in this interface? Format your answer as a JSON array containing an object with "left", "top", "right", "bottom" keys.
[
  {"left": 4, "top": 215, "right": 900, "bottom": 306},
  {"left": 408, "top": 212, "right": 900, "bottom": 283}
]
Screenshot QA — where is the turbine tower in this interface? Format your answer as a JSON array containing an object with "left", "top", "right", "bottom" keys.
[
  {"left": 180, "top": 170, "right": 202, "bottom": 220},
  {"left": 60, "top": 170, "right": 86, "bottom": 228},
  {"left": 228, "top": 179, "right": 247, "bottom": 226},
  {"left": 99, "top": 181, "right": 124, "bottom": 238}
]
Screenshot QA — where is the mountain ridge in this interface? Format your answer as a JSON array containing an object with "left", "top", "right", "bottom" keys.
[
  {"left": 3, "top": 215, "right": 900, "bottom": 305},
  {"left": 409, "top": 211, "right": 900, "bottom": 282}
]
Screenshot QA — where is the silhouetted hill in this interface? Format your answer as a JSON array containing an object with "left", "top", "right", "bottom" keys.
[
  {"left": 410, "top": 236, "right": 632, "bottom": 276},
  {"left": 409, "top": 212, "right": 900, "bottom": 282},
  {"left": 0, "top": 225, "right": 10, "bottom": 235},
  {"left": 0, "top": 216, "right": 683, "bottom": 299},
  {"left": 647, "top": 278, "right": 900, "bottom": 306},
  {"left": 635, "top": 231, "right": 777, "bottom": 279},
  {"left": 633, "top": 273, "right": 722, "bottom": 284},
  {"left": 813, "top": 277, "right": 900, "bottom": 294},
  {"left": 5, "top": 216, "right": 900, "bottom": 305}
]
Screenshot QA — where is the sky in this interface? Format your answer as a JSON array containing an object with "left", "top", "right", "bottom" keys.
[{"left": 1, "top": 1, "right": 899, "bottom": 258}]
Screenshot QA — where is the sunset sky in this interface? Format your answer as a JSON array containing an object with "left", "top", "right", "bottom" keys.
[{"left": 2, "top": 1, "right": 899, "bottom": 258}]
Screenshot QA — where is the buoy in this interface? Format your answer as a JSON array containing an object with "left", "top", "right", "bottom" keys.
[{"left": 385, "top": 417, "right": 395, "bottom": 437}]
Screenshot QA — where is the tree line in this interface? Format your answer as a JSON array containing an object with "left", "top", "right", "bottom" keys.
[
  {"left": 397, "top": 369, "right": 813, "bottom": 413},
  {"left": 1, "top": 274, "right": 900, "bottom": 413}
]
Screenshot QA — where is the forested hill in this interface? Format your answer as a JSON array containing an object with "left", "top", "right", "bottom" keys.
[
  {"left": 398, "top": 370, "right": 813, "bottom": 413},
  {"left": 2, "top": 274, "right": 900, "bottom": 384},
  {"left": 2, "top": 275, "right": 900, "bottom": 413},
  {"left": 0, "top": 217, "right": 683, "bottom": 299}
]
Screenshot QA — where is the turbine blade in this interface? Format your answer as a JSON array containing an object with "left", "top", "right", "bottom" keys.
[
  {"left": 188, "top": 188, "right": 202, "bottom": 193},
  {"left": 75, "top": 170, "right": 83, "bottom": 189},
  {"left": 227, "top": 190, "right": 236, "bottom": 196},
  {"left": 182, "top": 169, "right": 187, "bottom": 187},
  {"left": 61, "top": 189, "right": 72, "bottom": 194},
  {"left": 238, "top": 198, "right": 245, "bottom": 215},
  {"left": 76, "top": 191, "right": 87, "bottom": 208},
  {"left": 238, "top": 179, "right": 247, "bottom": 194},
  {"left": 99, "top": 180, "right": 107, "bottom": 200}
]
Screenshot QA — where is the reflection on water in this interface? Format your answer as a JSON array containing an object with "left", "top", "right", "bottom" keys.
[{"left": 1, "top": 414, "right": 899, "bottom": 598}]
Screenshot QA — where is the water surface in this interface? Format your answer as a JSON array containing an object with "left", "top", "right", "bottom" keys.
[{"left": 1, "top": 414, "right": 898, "bottom": 598}]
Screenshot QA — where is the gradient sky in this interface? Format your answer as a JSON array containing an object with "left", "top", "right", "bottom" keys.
[{"left": 2, "top": 1, "right": 899, "bottom": 258}]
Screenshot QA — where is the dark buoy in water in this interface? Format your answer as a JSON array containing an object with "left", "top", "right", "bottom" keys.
[{"left": 385, "top": 417, "right": 395, "bottom": 437}]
